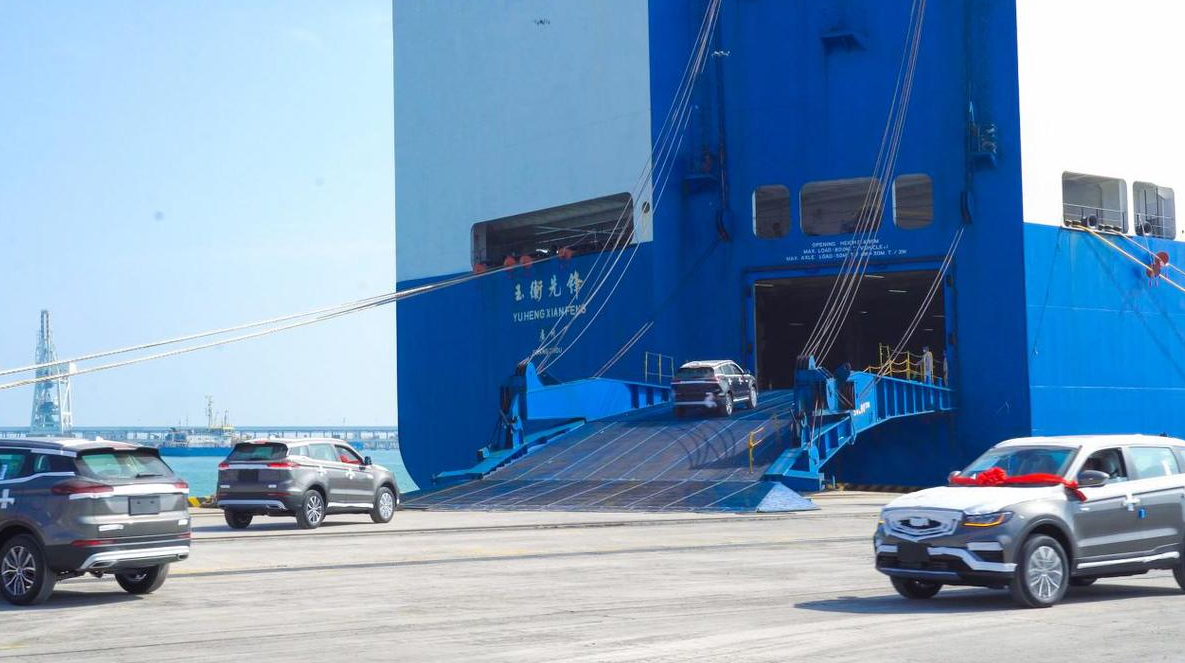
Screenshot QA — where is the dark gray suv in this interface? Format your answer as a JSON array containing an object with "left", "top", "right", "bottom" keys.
[
  {"left": 0, "top": 438, "right": 191, "bottom": 606},
  {"left": 875, "top": 434, "right": 1185, "bottom": 607},
  {"left": 216, "top": 439, "right": 399, "bottom": 529},
  {"left": 672, "top": 360, "right": 758, "bottom": 418}
]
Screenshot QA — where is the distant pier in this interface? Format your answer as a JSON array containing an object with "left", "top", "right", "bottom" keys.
[{"left": 0, "top": 425, "right": 399, "bottom": 449}]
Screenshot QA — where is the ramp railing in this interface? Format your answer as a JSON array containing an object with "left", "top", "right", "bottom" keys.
[{"left": 643, "top": 351, "right": 675, "bottom": 384}]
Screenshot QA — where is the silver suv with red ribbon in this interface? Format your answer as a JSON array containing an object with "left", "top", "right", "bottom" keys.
[{"left": 874, "top": 434, "right": 1185, "bottom": 607}]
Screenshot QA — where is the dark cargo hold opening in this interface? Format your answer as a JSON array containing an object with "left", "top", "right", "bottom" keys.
[{"left": 754, "top": 270, "right": 947, "bottom": 389}]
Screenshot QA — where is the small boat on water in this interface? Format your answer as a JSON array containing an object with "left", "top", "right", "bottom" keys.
[{"left": 156, "top": 397, "right": 242, "bottom": 456}]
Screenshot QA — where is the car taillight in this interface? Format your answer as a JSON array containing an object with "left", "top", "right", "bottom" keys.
[
  {"left": 52, "top": 479, "right": 114, "bottom": 496},
  {"left": 267, "top": 460, "right": 299, "bottom": 469},
  {"left": 173, "top": 480, "right": 189, "bottom": 491},
  {"left": 217, "top": 462, "right": 230, "bottom": 470}
]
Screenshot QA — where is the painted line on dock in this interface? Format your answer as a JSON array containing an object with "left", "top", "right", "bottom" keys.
[
  {"left": 173, "top": 534, "right": 871, "bottom": 578},
  {"left": 192, "top": 511, "right": 823, "bottom": 542}
]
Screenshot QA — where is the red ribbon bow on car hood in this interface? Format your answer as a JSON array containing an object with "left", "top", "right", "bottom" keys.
[{"left": 950, "top": 466, "right": 1087, "bottom": 501}]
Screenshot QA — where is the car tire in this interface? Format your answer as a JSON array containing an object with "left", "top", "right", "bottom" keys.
[
  {"left": 224, "top": 510, "right": 253, "bottom": 530},
  {"left": 295, "top": 489, "right": 326, "bottom": 529},
  {"left": 1070, "top": 577, "right": 1097, "bottom": 588},
  {"left": 674, "top": 406, "right": 685, "bottom": 419},
  {"left": 116, "top": 564, "right": 169, "bottom": 595},
  {"left": 1172, "top": 554, "right": 1185, "bottom": 591},
  {"left": 371, "top": 486, "right": 398, "bottom": 524},
  {"left": 890, "top": 576, "right": 941, "bottom": 600},
  {"left": 1009, "top": 534, "right": 1068, "bottom": 608},
  {"left": 748, "top": 388, "right": 759, "bottom": 409},
  {"left": 721, "top": 393, "right": 734, "bottom": 418},
  {"left": 0, "top": 534, "right": 56, "bottom": 606}
]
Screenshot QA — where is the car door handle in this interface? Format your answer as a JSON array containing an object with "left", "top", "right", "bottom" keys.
[{"left": 1123, "top": 496, "right": 1141, "bottom": 510}]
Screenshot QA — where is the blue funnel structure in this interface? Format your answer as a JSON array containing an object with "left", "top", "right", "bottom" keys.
[{"left": 766, "top": 356, "right": 955, "bottom": 491}]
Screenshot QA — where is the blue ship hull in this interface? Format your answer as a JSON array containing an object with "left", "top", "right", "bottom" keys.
[{"left": 393, "top": 0, "right": 1185, "bottom": 496}]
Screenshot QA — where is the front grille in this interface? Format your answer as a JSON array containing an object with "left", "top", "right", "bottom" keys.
[
  {"left": 976, "top": 550, "right": 1004, "bottom": 564},
  {"left": 877, "top": 553, "right": 957, "bottom": 573},
  {"left": 884, "top": 508, "right": 960, "bottom": 539}
]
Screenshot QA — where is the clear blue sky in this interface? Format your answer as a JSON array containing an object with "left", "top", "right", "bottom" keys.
[{"left": 0, "top": 2, "right": 396, "bottom": 426}]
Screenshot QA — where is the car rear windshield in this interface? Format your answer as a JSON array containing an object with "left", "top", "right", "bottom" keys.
[
  {"left": 962, "top": 446, "right": 1075, "bottom": 478},
  {"left": 227, "top": 443, "right": 287, "bottom": 461},
  {"left": 76, "top": 450, "right": 176, "bottom": 481},
  {"left": 675, "top": 367, "right": 715, "bottom": 379}
]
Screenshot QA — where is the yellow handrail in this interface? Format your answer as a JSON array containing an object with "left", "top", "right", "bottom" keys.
[
  {"left": 748, "top": 425, "right": 766, "bottom": 473},
  {"left": 865, "top": 342, "right": 935, "bottom": 381}
]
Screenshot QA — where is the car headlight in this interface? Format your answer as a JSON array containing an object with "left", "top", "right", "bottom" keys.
[{"left": 962, "top": 511, "right": 1012, "bottom": 528}]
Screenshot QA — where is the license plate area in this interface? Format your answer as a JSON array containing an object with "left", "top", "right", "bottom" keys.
[
  {"left": 239, "top": 470, "right": 259, "bottom": 482},
  {"left": 129, "top": 496, "right": 161, "bottom": 516},
  {"left": 897, "top": 541, "right": 929, "bottom": 566}
]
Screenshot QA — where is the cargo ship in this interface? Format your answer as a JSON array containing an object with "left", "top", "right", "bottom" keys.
[
  {"left": 156, "top": 397, "right": 241, "bottom": 457},
  {"left": 392, "top": 0, "right": 1185, "bottom": 508}
]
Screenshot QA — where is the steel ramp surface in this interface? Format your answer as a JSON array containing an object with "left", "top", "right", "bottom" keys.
[
  {"left": 403, "top": 479, "right": 795, "bottom": 512},
  {"left": 403, "top": 390, "right": 816, "bottom": 513}
]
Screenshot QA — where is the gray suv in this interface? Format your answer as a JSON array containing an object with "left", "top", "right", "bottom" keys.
[
  {"left": 672, "top": 360, "right": 758, "bottom": 418},
  {"left": 875, "top": 434, "right": 1185, "bottom": 607},
  {"left": 216, "top": 439, "right": 399, "bottom": 529},
  {"left": 0, "top": 438, "right": 191, "bottom": 606}
]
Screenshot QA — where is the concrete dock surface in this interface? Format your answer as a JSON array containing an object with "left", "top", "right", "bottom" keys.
[{"left": 3, "top": 491, "right": 1183, "bottom": 662}]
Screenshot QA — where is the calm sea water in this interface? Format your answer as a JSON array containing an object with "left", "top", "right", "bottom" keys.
[{"left": 163, "top": 448, "right": 416, "bottom": 497}]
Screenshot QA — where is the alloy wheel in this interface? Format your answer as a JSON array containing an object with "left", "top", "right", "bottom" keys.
[
  {"left": 306, "top": 493, "right": 324, "bottom": 524},
  {"left": 1026, "top": 545, "right": 1064, "bottom": 602},
  {"left": 1, "top": 546, "right": 36, "bottom": 598},
  {"left": 379, "top": 491, "right": 396, "bottom": 520}
]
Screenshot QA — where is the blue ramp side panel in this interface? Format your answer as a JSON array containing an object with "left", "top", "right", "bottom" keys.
[
  {"left": 522, "top": 362, "right": 671, "bottom": 421},
  {"left": 765, "top": 358, "right": 955, "bottom": 491}
]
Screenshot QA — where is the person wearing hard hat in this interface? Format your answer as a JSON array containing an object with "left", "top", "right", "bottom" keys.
[{"left": 921, "top": 346, "right": 934, "bottom": 384}]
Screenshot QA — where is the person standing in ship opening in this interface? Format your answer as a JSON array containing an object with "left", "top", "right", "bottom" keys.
[{"left": 920, "top": 346, "right": 934, "bottom": 384}]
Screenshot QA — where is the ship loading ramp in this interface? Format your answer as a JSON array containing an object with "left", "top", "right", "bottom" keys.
[{"left": 403, "top": 360, "right": 954, "bottom": 512}]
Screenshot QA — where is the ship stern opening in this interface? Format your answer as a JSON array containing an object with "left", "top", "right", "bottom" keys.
[{"left": 754, "top": 270, "right": 947, "bottom": 389}]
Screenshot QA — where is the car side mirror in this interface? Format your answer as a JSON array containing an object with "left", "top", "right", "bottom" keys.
[
  {"left": 1076, "top": 469, "right": 1108, "bottom": 488},
  {"left": 948, "top": 470, "right": 962, "bottom": 482},
  {"left": 363, "top": 456, "right": 373, "bottom": 466}
]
